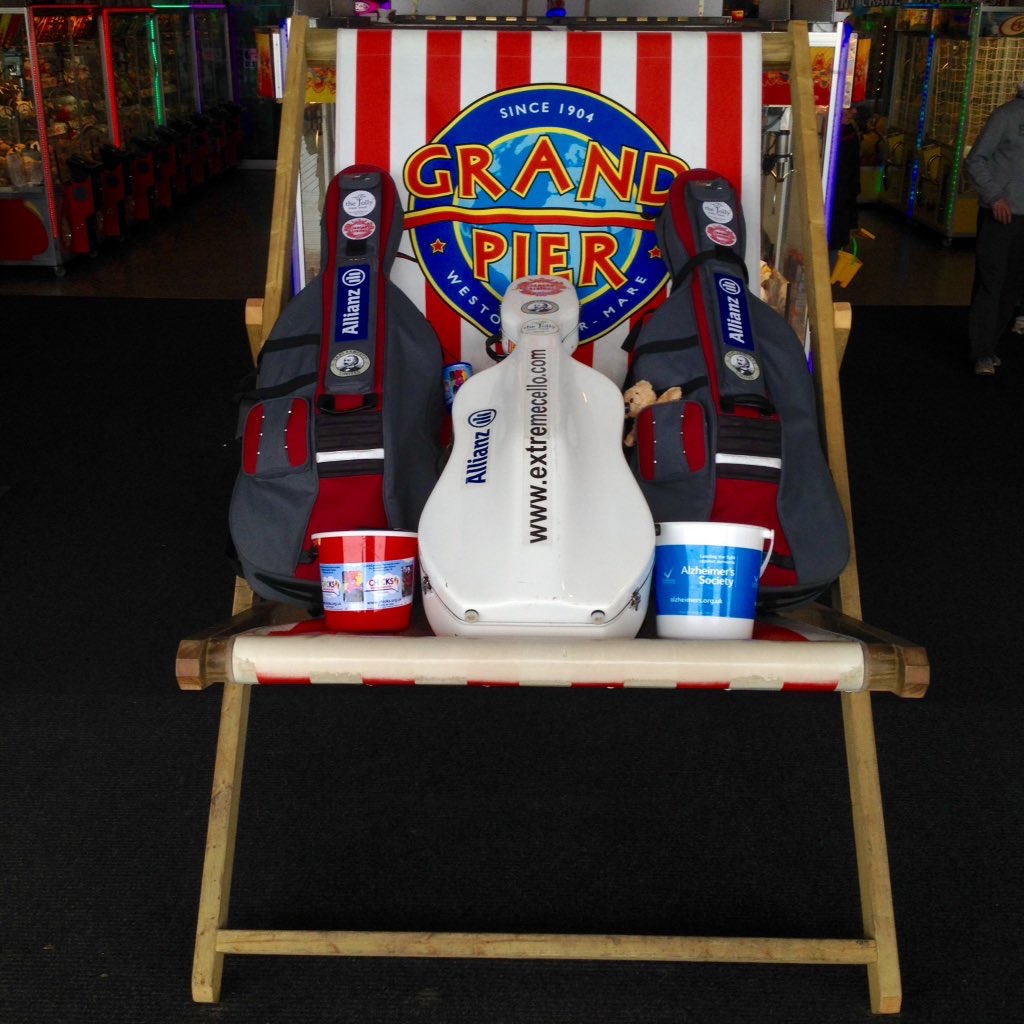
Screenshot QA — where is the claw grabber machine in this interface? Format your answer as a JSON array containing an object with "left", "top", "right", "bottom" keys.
[
  {"left": 1, "top": 5, "right": 110, "bottom": 272},
  {"left": 100, "top": 5, "right": 174, "bottom": 221},
  {"left": 192, "top": 3, "right": 236, "bottom": 175}
]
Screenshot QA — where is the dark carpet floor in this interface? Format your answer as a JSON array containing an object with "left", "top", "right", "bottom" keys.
[{"left": 1, "top": 298, "right": 1020, "bottom": 1023}]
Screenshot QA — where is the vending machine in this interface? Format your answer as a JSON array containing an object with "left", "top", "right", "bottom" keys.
[{"left": 1, "top": 5, "right": 110, "bottom": 271}]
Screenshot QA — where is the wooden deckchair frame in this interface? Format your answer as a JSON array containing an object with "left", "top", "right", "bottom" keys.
[{"left": 180, "top": 18, "right": 927, "bottom": 1013}]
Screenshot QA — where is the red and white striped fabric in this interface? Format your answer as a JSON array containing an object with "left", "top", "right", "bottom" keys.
[
  {"left": 228, "top": 620, "right": 866, "bottom": 692},
  {"left": 333, "top": 27, "right": 763, "bottom": 385}
]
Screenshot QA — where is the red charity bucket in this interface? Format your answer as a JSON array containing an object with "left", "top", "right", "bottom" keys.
[{"left": 312, "top": 531, "right": 418, "bottom": 633}]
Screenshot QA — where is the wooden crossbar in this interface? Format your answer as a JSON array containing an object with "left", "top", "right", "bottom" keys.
[
  {"left": 182, "top": 19, "right": 924, "bottom": 1015},
  {"left": 213, "top": 930, "right": 879, "bottom": 965}
]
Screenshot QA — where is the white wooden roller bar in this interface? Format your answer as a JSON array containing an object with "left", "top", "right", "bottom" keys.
[{"left": 177, "top": 609, "right": 927, "bottom": 697}]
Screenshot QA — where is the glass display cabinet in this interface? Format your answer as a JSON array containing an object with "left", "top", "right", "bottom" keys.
[
  {"left": 154, "top": 4, "right": 198, "bottom": 123},
  {"left": 100, "top": 6, "right": 160, "bottom": 147},
  {"left": 936, "top": 6, "right": 1024, "bottom": 239},
  {"left": 193, "top": 3, "right": 231, "bottom": 109},
  {"left": 878, "top": 3, "right": 940, "bottom": 212},
  {"left": 1, "top": 5, "right": 110, "bottom": 271},
  {"left": 881, "top": 4, "right": 1024, "bottom": 240},
  {"left": 192, "top": 4, "right": 237, "bottom": 174},
  {"left": 153, "top": 4, "right": 203, "bottom": 193},
  {"left": 101, "top": 5, "right": 180, "bottom": 218}
]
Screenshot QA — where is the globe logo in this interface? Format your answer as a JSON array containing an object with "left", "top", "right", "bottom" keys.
[{"left": 403, "top": 84, "right": 686, "bottom": 346}]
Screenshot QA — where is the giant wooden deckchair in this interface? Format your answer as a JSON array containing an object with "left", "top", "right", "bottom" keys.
[{"left": 176, "top": 16, "right": 929, "bottom": 1013}]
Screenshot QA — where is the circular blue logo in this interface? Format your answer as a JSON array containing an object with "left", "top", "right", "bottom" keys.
[
  {"left": 467, "top": 408, "right": 497, "bottom": 428},
  {"left": 404, "top": 84, "right": 686, "bottom": 346}
]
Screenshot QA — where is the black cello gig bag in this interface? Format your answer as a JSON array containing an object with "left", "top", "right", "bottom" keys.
[
  {"left": 624, "top": 168, "right": 849, "bottom": 611},
  {"left": 229, "top": 165, "right": 444, "bottom": 608}
]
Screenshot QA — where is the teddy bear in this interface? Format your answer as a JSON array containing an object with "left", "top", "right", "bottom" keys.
[{"left": 622, "top": 380, "right": 682, "bottom": 447}]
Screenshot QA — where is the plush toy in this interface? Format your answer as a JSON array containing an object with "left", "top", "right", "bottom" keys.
[{"left": 622, "top": 380, "right": 683, "bottom": 447}]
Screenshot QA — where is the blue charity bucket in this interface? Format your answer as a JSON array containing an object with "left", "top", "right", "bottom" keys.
[{"left": 654, "top": 522, "right": 775, "bottom": 639}]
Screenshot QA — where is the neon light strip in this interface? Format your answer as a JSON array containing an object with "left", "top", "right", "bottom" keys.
[
  {"left": 908, "top": 32, "right": 935, "bottom": 217},
  {"left": 148, "top": 14, "right": 164, "bottom": 125},
  {"left": 101, "top": 10, "right": 122, "bottom": 146},
  {"left": 946, "top": 5, "right": 980, "bottom": 238}
]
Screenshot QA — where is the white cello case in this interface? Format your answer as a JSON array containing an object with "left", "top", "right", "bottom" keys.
[{"left": 418, "top": 276, "right": 655, "bottom": 638}]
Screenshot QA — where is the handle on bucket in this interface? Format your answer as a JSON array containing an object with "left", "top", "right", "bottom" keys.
[{"left": 759, "top": 528, "right": 775, "bottom": 577}]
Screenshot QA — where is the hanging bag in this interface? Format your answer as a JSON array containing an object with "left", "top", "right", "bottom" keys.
[
  {"left": 229, "top": 165, "right": 445, "bottom": 607},
  {"left": 623, "top": 168, "right": 849, "bottom": 610}
]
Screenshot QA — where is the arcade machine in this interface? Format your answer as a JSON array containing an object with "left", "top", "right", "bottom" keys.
[
  {"left": 192, "top": 4, "right": 236, "bottom": 176},
  {"left": 101, "top": 5, "right": 176, "bottom": 220},
  {"left": 153, "top": 2, "right": 200, "bottom": 194},
  {"left": 0, "top": 5, "right": 110, "bottom": 272},
  {"left": 844, "top": 5, "right": 897, "bottom": 202},
  {"left": 878, "top": 3, "right": 938, "bottom": 213}
]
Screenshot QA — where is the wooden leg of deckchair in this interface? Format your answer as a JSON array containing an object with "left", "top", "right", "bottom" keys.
[
  {"left": 842, "top": 691, "right": 902, "bottom": 1014},
  {"left": 192, "top": 579, "right": 256, "bottom": 1001},
  {"left": 192, "top": 680, "right": 251, "bottom": 1002}
]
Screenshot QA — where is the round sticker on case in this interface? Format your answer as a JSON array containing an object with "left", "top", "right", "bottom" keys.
[
  {"left": 705, "top": 223, "right": 738, "bottom": 247},
  {"left": 342, "top": 217, "right": 376, "bottom": 241},
  {"left": 331, "top": 350, "right": 371, "bottom": 377},
  {"left": 725, "top": 350, "right": 761, "bottom": 381},
  {"left": 702, "top": 200, "right": 734, "bottom": 224},
  {"left": 519, "top": 278, "right": 568, "bottom": 297},
  {"left": 343, "top": 189, "right": 376, "bottom": 217},
  {"left": 520, "top": 319, "right": 559, "bottom": 334}
]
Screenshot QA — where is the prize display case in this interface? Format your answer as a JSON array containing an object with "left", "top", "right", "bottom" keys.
[
  {"left": 153, "top": 3, "right": 203, "bottom": 194},
  {"left": 846, "top": 6, "right": 897, "bottom": 202},
  {"left": 193, "top": 4, "right": 230, "bottom": 110},
  {"left": 102, "top": 5, "right": 181, "bottom": 218},
  {"left": 882, "top": 4, "right": 1024, "bottom": 240},
  {"left": 878, "top": 3, "right": 941, "bottom": 212},
  {"left": 100, "top": 6, "right": 160, "bottom": 147},
  {"left": 154, "top": 4, "right": 198, "bottom": 123},
  {"left": 1, "top": 5, "right": 110, "bottom": 271},
  {"left": 192, "top": 4, "right": 238, "bottom": 174}
]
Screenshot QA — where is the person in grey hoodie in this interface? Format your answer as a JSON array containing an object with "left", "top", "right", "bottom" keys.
[{"left": 964, "top": 83, "right": 1024, "bottom": 375}]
